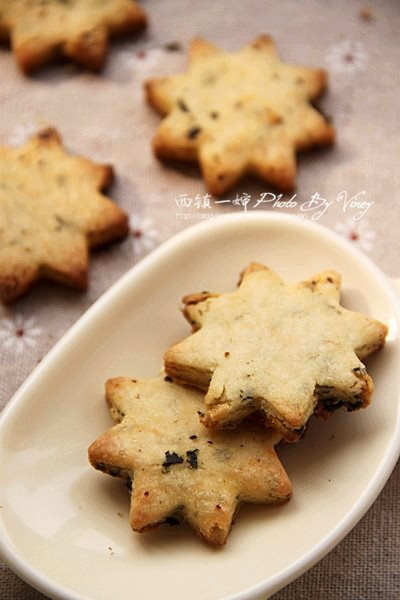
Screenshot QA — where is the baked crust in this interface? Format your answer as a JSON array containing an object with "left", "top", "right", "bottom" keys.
[
  {"left": 164, "top": 263, "right": 387, "bottom": 440},
  {"left": 0, "top": 127, "right": 128, "bottom": 302},
  {"left": 88, "top": 375, "right": 291, "bottom": 546},
  {"left": 145, "top": 35, "right": 335, "bottom": 195},
  {"left": 0, "top": 0, "right": 147, "bottom": 73}
]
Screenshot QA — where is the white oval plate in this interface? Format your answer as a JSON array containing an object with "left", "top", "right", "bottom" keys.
[{"left": 1, "top": 213, "right": 400, "bottom": 600}]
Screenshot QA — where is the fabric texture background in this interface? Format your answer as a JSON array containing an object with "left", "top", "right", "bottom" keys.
[{"left": 0, "top": 0, "right": 399, "bottom": 598}]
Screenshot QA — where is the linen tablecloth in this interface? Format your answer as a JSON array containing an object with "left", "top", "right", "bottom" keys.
[{"left": 1, "top": 0, "right": 399, "bottom": 598}]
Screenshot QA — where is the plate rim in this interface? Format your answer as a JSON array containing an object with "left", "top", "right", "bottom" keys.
[{"left": 1, "top": 211, "right": 400, "bottom": 600}]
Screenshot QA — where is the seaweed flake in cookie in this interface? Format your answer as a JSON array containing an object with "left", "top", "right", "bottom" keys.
[
  {"left": 0, "top": 128, "right": 128, "bottom": 302},
  {"left": 164, "top": 263, "right": 387, "bottom": 441},
  {"left": 0, "top": 0, "right": 147, "bottom": 73},
  {"left": 88, "top": 375, "right": 291, "bottom": 547},
  {"left": 145, "top": 35, "right": 334, "bottom": 195},
  {"left": 162, "top": 451, "right": 184, "bottom": 472}
]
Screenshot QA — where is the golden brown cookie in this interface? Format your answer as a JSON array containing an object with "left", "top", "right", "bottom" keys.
[
  {"left": 88, "top": 375, "right": 291, "bottom": 546},
  {"left": 145, "top": 35, "right": 335, "bottom": 195},
  {"left": 0, "top": 127, "right": 128, "bottom": 302},
  {"left": 164, "top": 263, "right": 387, "bottom": 440},
  {"left": 0, "top": 0, "right": 147, "bottom": 73}
]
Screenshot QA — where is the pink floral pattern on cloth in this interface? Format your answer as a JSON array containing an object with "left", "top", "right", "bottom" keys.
[
  {"left": 129, "top": 214, "right": 159, "bottom": 254},
  {"left": 325, "top": 40, "right": 369, "bottom": 74},
  {"left": 0, "top": 315, "right": 42, "bottom": 354},
  {"left": 335, "top": 218, "right": 376, "bottom": 252},
  {"left": 0, "top": 0, "right": 399, "bottom": 599}
]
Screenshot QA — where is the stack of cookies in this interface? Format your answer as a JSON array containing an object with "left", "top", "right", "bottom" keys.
[
  {"left": 88, "top": 262, "right": 387, "bottom": 546},
  {"left": 0, "top": 0, "right": 387, "bottom": 549}
]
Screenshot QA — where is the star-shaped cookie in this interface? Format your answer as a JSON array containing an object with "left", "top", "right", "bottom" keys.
[
  {"left": 0, "top": 127, "right": 128, "bottom": 302},
  {"left": 88, "top": 375, "right": 291, "bottom": 546},
  {"left": 164, "top": 264, "right": 388, "bottom": 441},
  {"left": 0, "top": 0, "right": 146, "bottom": 73},
  {"left": 145, "top": 35, "right": 335, "bottom": 195}
]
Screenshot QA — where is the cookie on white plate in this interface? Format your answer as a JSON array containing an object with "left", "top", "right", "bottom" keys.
[
  {"left": 164, "top": 263, "right": 388, "bottom": 440},
  {"left": 88, "top": 375, "right": 291, "bottom": 546}
]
